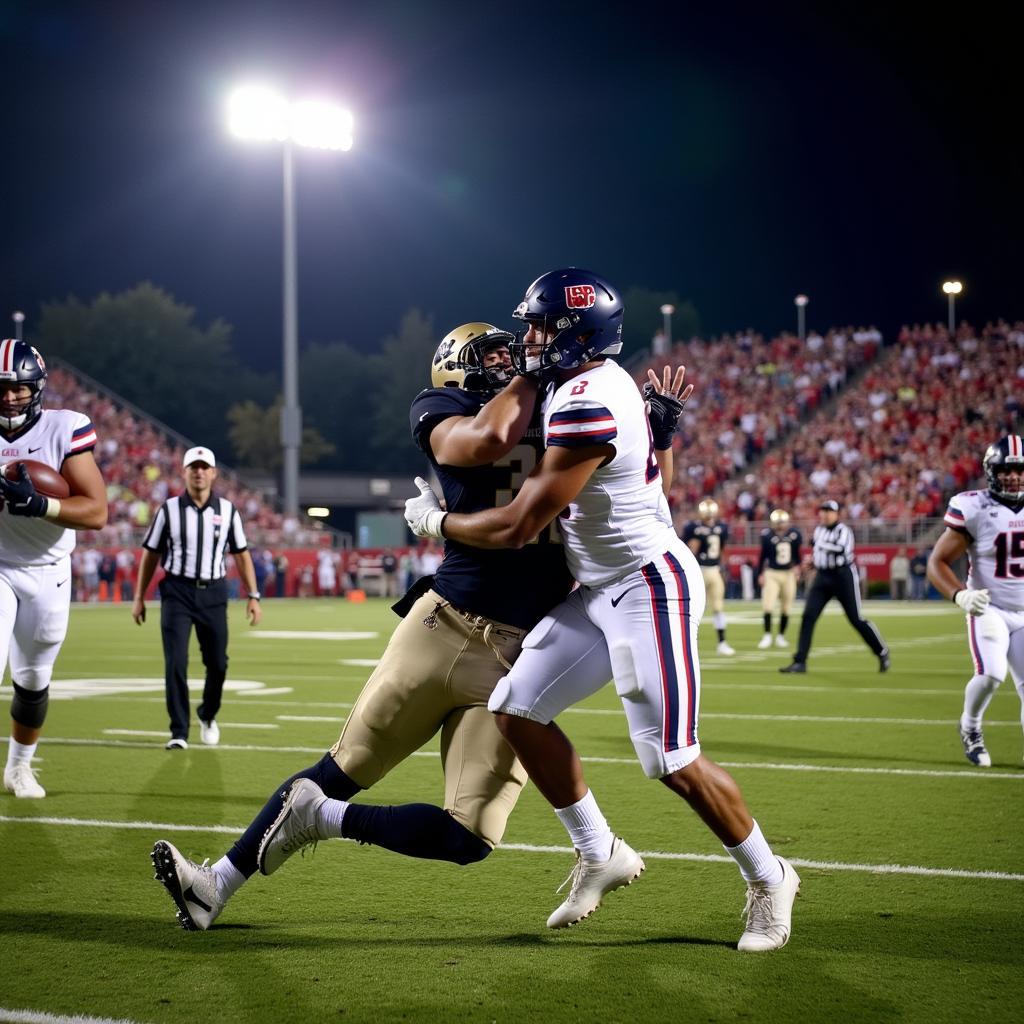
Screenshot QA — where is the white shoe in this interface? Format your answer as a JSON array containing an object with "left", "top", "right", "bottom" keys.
[
  {"left": 4, "top": 763, "right": 45, "bottom": 799},
  {"left": 258, "top": 778, "right": 328, "bottom": 876},
  {"left": 200, "top": 720, "right": 220, "bottom": 746},
  {"left": 165, "top": 737, "right": 188, "bottom": 750},
  {"left": 151, "top": 840, "right": 224, "bottom": 931},
  {"left": 717, "top": 641, "right": 736, "bottom": 656},
  {"left": 757, "top": 634, "right": 773, "bottom": 650},
  {"left": 546, "top": 836, "right": 645, "bottom": 929},
  {"left": 737, "top": 857, "right": 800, "bottom": 952},
  {"left": 774, "top": 634, "right": 789, "bottom": 648}
]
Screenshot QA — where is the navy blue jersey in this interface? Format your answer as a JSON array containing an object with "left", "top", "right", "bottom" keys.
[
  {"left": 410, "top": 387, "right": 571, "bottom": 629},
  {"left": 681, "top": 520, "right": 729, "bottom": 567},
  {"left": 758, "top": 527, "right": 802, "bottom": 572}
]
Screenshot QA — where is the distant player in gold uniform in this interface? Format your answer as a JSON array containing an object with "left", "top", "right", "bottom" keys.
[
  {"left": 683, "top": 499, "right": 734, "bottom": 655},
  {"left": 757, "top": 509, "right": 802, "bottom": 649}
]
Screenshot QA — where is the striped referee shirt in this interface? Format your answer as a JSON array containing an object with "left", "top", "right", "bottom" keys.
[
  {"left": 142, "top": 492, "right": 248, "bottom": 581},
  {"left": 811, "top": 522, "right": 855, "bottom": 570}
]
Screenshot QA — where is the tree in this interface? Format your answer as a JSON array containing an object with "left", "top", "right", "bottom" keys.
[{"left": 227, "top": 397, "right": 335, "bottom": 471}]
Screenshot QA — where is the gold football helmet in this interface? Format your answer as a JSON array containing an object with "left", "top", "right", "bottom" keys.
[
  {"left": 697, "top": 498, "right": 719, "bottom": 521},
  {"left": 769, "top": 508, "right": 790, "bottom": 526},
  {"left": 431, "top": 323, "right": 515, "bottom": 396}
]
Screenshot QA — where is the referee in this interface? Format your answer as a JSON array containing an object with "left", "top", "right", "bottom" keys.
[
  {"left": 779, "top": 500, "right": 889, "bottom": 674},
  {"left": 132, "top": 446, "right": 263, "bottom": 749}
]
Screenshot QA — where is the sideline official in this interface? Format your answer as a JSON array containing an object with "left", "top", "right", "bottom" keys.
[
  {"left": 132, "top": 446, "right": 263, "bottom": 748},
  {"left": 779, "top": 500, "right": 889, "bottom": 674}
]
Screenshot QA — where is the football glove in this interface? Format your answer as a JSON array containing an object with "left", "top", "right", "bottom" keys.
[
  {"left": 404, "top": 476, "right": 447, "bottom": 538},
  {"left": 642, "top": 382, "right": 687, "bottom": 450},
  {"left": 954, "top": 588, "right": 990, "bottom": 616},
  {"left": 0, "top": 463, "right": 48, "bottom": 517}
]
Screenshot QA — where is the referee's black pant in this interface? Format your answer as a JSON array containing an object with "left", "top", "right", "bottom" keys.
[
  {"left": 793, "top": 565, "right": 888, "bottom": 665},
  {"left": 159, "top": 575, "right": 230, "bottom": 740}
]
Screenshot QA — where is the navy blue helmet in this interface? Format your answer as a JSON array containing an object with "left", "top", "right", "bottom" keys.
[
  {"left": 984, "top": 435, "right": 1024, "bottom": 502},
  {"left": 0, "top": 339, "right": 47, "bottom": 433},
  {"left": 510, "top": 268, "right": 624, "bottom": 374}
]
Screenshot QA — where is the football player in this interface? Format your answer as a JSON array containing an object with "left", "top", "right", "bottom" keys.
[
  {"left": 151, "top": 322, "right": 572, "bottom": 930},
  {"left": 756, "top": 509, "right": 802, "bottom": 649},
  {"left": 928, "top": 436, "right": 1024, "bottom": 767},
  {"left": 405, "top": 269, "right": 799, "bottom": 953},
  {"left": 682, "top": 498, "right": 735, "bottom": 655},
  {"left": 0, "top": 340, "right": 107, "bottom": 798}
]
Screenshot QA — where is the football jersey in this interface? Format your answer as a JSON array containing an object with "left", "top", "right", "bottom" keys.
[
  {"left": 0, "top": 409, "right": 96, "bottom": 566},
  {"left": 758, "top": 527, "right": 802, "bottom": 571},
  {"left": 944, "top": 489, "right": 1024, "bottom": 610},
  {"left": 542, "top": 359, "right": 674, "bottom": 587},
  {"left": 682, "top": 520, "right": 730, "bottom": 567},
  {"left": 410, "top": 386, "right": 571, "bottom": 628}
]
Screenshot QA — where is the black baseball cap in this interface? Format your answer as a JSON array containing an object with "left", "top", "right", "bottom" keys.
[{"left": 819, "top": 500, "right": 840, "bottom": 512}]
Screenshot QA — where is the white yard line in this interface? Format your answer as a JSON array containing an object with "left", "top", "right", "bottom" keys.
[
  {"left": 0, "top": 1010, "right": 145, "bottom": 1024},
  {"left": 1, "top": 814, "right": 1020, "bottom": 883}
]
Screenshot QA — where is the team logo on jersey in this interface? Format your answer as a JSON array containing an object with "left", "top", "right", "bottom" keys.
[{"left": 565, "top": 284, "right": 596, "bottom": 309}]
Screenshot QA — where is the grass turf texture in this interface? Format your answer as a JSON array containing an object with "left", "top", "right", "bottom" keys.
[{"left": 1, "top": 597, "right": 1021, "bottom": 1023}]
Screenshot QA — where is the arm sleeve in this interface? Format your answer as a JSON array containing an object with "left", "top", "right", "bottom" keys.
[{"left": 547, "top": 403, "right": 617, "bottom": 448}]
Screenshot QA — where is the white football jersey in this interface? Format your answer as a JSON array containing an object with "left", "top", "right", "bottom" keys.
[
  {"left": 543, "top": 359, "right": 674, "bottom": 586},
  {"left": 0, "top": 409, "right": 96, "bottom": 567},
  {"left": 944, "top": 489, "right": 1024, "bottom": 610}
]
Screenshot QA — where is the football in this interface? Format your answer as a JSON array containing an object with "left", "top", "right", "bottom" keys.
[{"left": 0, "top": 458, "right": 71, "bottom": 499}]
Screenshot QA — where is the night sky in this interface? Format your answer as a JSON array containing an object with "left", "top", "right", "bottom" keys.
[{"left": 3, "top": 1, "right": 1020, "bottom": 371}]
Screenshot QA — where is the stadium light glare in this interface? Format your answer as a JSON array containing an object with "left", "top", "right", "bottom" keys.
[
  {"left": 942, "top": 280, "right": 962, "bottom": 295},
  {"left": 941, "top": 280, "right": 963, "bottom": 335},
  {"left": 228, "top": 85, "right": 290, "bottom": 141},
  {"left": 291, "top": 99, "right": 354, "bottom": 151},
  {"left": 307, "top": 507, "right": 331, "bottom": 518}
]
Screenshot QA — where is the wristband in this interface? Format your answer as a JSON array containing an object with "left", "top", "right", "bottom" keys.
[
  {"left": 43, "top": 498, "right": 63, "bottom": 521},
  {"left": 247, "top": 592, "right": 262, "bottom": 601},
  {"left": 951, "top": 588, "right": 963, "bottom": 604}
]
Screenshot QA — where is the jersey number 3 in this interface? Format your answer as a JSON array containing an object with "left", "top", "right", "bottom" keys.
[{"left": 494, "top": 445, "right": 560, "bottom": 545}]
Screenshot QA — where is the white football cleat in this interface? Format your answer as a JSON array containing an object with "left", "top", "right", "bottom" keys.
[
  {"left": 959, "top": 726, "right": 991, "bottom": 768},
  {"left": 757, "top": 634, "right": 773, "bottom": 650},
  {"left": 3, "top": 763, "right": 45, "bottom": 799},
  {"left": 200, "top": 719, "right": 220, "bottom": 746},
  {"left": 151, "top": 840, "right": 224, "bottom": 931},
  {"left": 717, "top": 641, "right": 736, "bottom": 656},
  {"left": 737, "top": 857, "right": 800, "bottom": 952},
  {"left": 774, "top": 634, "right": 789, "bottom": 648},
  {"left": 258, "top": 778, "right": 328, "bottom": 875},
  {"left": 546, "top": 836, "right": 645, "bottom": 929}
]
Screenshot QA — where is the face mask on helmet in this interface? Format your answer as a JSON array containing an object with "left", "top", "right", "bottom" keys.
[
  {"left": 698, "top": 499, "right": 719, "bottom": 521},
  {"left": 769, "top": 509, "right": 790, "bottom": 528},
  {"left": 431, "top": 323, "right": 515, "bottom": 397},
  {"left": 509, "top": 268, "right": 624, "bottom": 375},
  {"left": 0, "top": 339, "right": 47, "bottom": 433},
  {"left": 984, "top": 436, "right": 1024, "bottom": 503}
]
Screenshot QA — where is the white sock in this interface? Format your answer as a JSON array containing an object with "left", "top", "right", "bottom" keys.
[
  {"left": 211, "top": 856, "right": 246, "bottom": 901},
  {"left": 725, "top": 820, "right": 783, "bottom": 885},
  {"left": 712, "top": 611, "right": 726, "bottom": 631},
  {"left": 961, "top": 674, "right": 1001, "bottom": 730},
  {"left": 554, "top": 790, "right": 614, "bottom": 862},
  {"left": 317, "top": 797, "right": 349, "bottom": 839},
  {"left": 6, "top": 738, "right": 37, "bottom": 770}
]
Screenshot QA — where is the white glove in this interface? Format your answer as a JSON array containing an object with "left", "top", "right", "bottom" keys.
[
  {"left": 404, "top": 476, "right": 447, "bottom": 538},
  {"left": 954, "top": 588, "right": 991, "bottom": 616}
]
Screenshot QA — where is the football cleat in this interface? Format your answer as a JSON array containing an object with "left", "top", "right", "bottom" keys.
[
  {"left": 774, "top": 634, "right": 789, "bottom": 648},
  {"left": 878, "top": 653, "right": 891, "bottom": 673},
  {"left": 165, "top": 737, "right": 188, "bottom": 750},
  {"left": 778, "top": 662, "right": 806, "bottom": 674},
  {"left": 546, "top": 836, "right": 645, "bottom": 929},
  {"left": 959, "top": 726, "right": 992, "bottom": 767},
  {"left": 738, "top": 857, "right": 801, "bottom": 952},
  {"left": 3, "top": 763, "right": 45, "bottom": 799},
  {"left": 717, "top": 641, "right": 736, "bottom": 656},
  {"left": 258, "top": 778, "right": 328, "bottom": 876},
  {"left": 757, "top": 634, "right": 773, "bottom": 650},
  {"left": 199, "top": 720, "right": 220, "bottom": 746},
  {"left": 151, "top": 840, "right": 224, "bottom": 931}
]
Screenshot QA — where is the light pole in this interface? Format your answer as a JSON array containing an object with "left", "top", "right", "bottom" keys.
[
  {"left": 659, "top": 303, "right": 675, "bottom": 352},
  {"left": 11, "top": 311, "right": 25, "bottom": 342},
  {"left": 228, "top": 85, "right": 353, "bottom": 520},
  {"left": 942, "top": 280, "right": 962, "bottom": 336},
  {"left": 794, "top": 294, "right": 809, "bottom": 341}
]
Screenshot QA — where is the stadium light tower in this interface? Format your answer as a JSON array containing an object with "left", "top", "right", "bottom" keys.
[
  {"left": 11, "top": 311, "right": 25, "bottom": 342},
  {"left": 942, "top": 279, "right": 963, "bottom": 336},
  {"left": 660, "top": 303, "right": 675, "bottom": 350},
  {"left": 794, "top": 294, "right": 809, "bottom": 341},
  {"left": 227, "top": 84, "right": 353, "bottom": 521}
]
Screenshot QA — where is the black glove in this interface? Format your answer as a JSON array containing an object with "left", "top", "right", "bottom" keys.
[
  {"left": 643, "top": 382, "right": 687, "bottom": 450},
  {"left": 0, "top": 463, "right": 48, "bottom": 517}
]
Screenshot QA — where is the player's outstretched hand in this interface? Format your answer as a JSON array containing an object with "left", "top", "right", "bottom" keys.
[
  {"left": 643, "top": 365, "right": 693, "bottom": 450},
  {"left": 405, "top": 476, "right": 447, "bottom": 538},
  {"left": 954, "top": 588, "right": 991, "bottom": 616}
]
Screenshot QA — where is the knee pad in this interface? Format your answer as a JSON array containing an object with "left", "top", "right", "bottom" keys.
[{"left": 11, "top": 683, "right": 49, "bottom": 730}]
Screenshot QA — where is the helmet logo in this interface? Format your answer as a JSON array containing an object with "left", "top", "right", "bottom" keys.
[{"left": 565, "top": 284, "right": 596, "bottom": 309}]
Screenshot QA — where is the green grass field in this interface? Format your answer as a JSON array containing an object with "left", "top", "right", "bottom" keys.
[{"left": 1, "top": 597, "right": 1022, "bottom": 1024}]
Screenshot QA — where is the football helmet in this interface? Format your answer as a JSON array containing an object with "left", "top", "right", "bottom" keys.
[
  {"left": 769, "top": 509, "right": 791, "bottom": 527},
  {"left": 510, "top": 268, "right": 624, "bottom": 374},
  {"left": 431, "top": 323, "right": 515, "bottom": 397},
  {"left": 0, "top": 339, "right": 47, "bottom": 433},
  {"left": 983, "top": 435, "right": 1024, "bottom": 503},
  {"left": 698, "top": 498, "right": 719, "bottom": 522}
]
